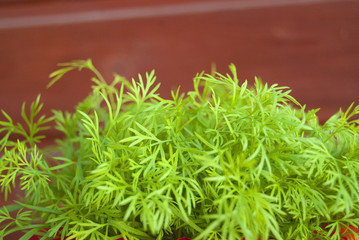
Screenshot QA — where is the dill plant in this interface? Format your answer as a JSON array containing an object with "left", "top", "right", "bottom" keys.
[{"left": 1, "top": 59, "right": 359, "bottom": 240}]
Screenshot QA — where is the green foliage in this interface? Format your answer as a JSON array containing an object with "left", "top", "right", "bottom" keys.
[{"left": 1, "top": 59, "right": 359, "bottom": 240}]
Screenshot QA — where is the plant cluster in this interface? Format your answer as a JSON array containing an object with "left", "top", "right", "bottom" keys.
[{"left": 1, "top": 59, "right": 359, "bottom": 240}]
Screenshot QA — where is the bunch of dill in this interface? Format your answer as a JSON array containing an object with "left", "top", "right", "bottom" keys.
[{"left": 1, "top": 60, "right": 358, "bottom": 240}]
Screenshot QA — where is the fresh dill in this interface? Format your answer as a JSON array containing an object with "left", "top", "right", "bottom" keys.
[{"left": 1, "top": 59, "right": 358, "bottom": 240}]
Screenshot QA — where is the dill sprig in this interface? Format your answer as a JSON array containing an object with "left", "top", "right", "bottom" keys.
[{"left": 1, "top": 59, "right": 359, "bottom": 240}]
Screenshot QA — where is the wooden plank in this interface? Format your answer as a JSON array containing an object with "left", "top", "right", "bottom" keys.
[{"left": 0, "top": 0, "right": 358, "bottom": 131}]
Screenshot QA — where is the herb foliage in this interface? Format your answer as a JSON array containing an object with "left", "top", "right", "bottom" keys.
[{"left": 1, "top": 59, "right": 359, "bottom": 240}]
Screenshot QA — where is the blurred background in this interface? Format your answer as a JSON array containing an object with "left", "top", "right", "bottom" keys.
[
  {"left": 1, "top": 0, "right": 359, "bottom": 129},
  {"left": 0, "top": 0, "right": 358, "bottom": 238}
]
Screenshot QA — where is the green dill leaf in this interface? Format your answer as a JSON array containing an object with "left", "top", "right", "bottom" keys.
[{"left": 1, "top": 60, "right": 359, "bottom": 240}]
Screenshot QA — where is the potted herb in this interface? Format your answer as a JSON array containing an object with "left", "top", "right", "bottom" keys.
[{"left": 1, "top": 59, "right": 358, "bottom": 240}]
